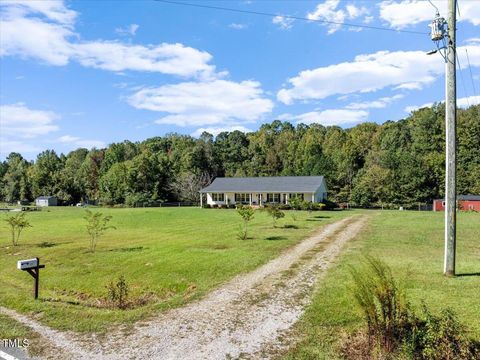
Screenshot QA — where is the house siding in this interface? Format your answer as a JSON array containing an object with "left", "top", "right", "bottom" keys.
[
  {"left": 433, "top": 199, "right": 480, "bottom": 212},
  {"left": 205, "top": 191, "right": 326, "bottom": 206}
]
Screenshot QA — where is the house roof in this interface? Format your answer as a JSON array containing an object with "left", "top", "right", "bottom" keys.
[
  {"left": 36, "top": 196, "right": 56, "bottom": 200},
  {"left": 458, "top": 194, "right": 480, "bottom": 201},
  {"left": 200, "top": 176, "right": 326, "bottom": 193},
  {"left": 434, "top": 194, "right": 480, "bottom": 201}
]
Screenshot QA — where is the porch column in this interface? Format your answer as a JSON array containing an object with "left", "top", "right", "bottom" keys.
[
  {"left": 286, "top": 193, "right": 290, "bottom": 205},
  {"left": 200, "top": 193, "right": 203, "bottom": 207},
  {"left": 249, "top": 193, "right": 252, "bottom": 206},
  {"left": 225, "top": 193, "right": 228, "bottom": 205},
  {"left": 311, "top": 193, "right": 315, "bottom": 202}
]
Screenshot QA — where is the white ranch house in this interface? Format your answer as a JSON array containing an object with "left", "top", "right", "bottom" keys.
[{"left": 199, "top": 176, "right": 327, "bottom": 207}]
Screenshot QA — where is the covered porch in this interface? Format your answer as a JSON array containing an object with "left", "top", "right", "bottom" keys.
[{"left": 201, "top": 192, "right": 315, "bottom": 207}]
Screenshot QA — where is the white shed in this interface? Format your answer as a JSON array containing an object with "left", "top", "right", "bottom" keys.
[{"left": 35, "top": 196, "right": 58, "bottom": 207}]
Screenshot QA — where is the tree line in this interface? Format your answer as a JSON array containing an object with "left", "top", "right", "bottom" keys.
[{"left": 1, "top": 103, "right": 479, "bottom": 207}]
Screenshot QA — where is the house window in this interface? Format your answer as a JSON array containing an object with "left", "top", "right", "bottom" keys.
[
  {"left": 290, "top": 193, "right": 304, "bottom": 201},
  {"left": 266, "top": 193, "right": 280, "bottom": 203},
  {"left": 235, "top": 193, "right": 250, "bottom": 203},
  {"left": 211, "top": 193, "right": 224, "bottom": 202}
]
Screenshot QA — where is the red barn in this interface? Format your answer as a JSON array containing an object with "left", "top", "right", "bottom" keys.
[{"left": 433, "top": 195, "right": 480, "bottom": 212}]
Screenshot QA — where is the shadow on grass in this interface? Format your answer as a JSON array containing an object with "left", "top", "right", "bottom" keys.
[
  {"left": 313, "top": 215, "right": 331, "bottom": 219},
  {"left": 456, "top": 272, "right": 480, "bottom": 277},
  {"left": 283, "top": 224, "right": 299, "bottom": 229},
  {"left": 265, "top": 236, "right": 288, "bottom": 241},
  {"left": 109, "top": 246, "right": 146, "bottom": 252},
  {"left": 37, "top": 241, "right": 57, "bottom": 248},
  {"left": 306, "top": 218, "right": 322, "bottom": 222}
]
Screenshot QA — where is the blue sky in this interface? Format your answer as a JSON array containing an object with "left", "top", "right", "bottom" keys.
[{"left": 1, "top": 0, "right": 479, "bottom": 159}]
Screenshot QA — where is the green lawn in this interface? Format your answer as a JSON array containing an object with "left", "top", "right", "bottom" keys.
[
  {"left": 0, "top": 207, "right": 349, "bottom": 335},
  {"left": 283, "top": 210, "right": 480, "bottom": 359}
]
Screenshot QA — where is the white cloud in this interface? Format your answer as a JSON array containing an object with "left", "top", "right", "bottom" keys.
[
  {"left": 191, "top": 125, "right": 253, "bottom": 137},
  {"left": 404, "top": 95, "right": 480, "bottom": 113},
  {"left": 128, "top": 80, "right": 274, "bottom": 127},
  {"left": 57, "top": 135, "right": 105, "bottom": 149},
  {"left": 0, "top": 103, "right": 59, "bottom": 138},
  {"left": 229, "top": 23, "right": 248, "bottom": 30},
  {"left": 307, "top": 0, "right": 368, "bottom": 34},
  {"left": 0, "top": 1, "right": 217, "bottom": 78},
  {"left": 73, "top": 42, "right": 215, "bottom": 77},
  {"left": 0, "top": 0, "right": 77, "bottom": 25},
  {"left": 272, "top": 16, "right": 294, "bottom": 30},
  {"left": 379, "top": 0, "right": 480, "bottom": 28},
  {"left": 277, "top": 44, "right": 480, "bottom": 104},
  {"left": 363, "top": 15, "right": 374, "bottom": 24},
  {"left": 280, "top": 109, "right": 369, "bottom": 126},
  {"left": 0, "top": 15, "right": 75, "bottom": 66},
  {"left": 346, "top": 94, "right": 404, "bottom": 109},
  {"left": 457, "top": 95, "right": 480, "bottom": 107},
  {"left": 58, "top": 135, "right": 79, "bottom": 143},
  {"left": 115, "top": 24, "right": 139, "bottom": 36},
  {"left": 394, "top": 82, "right": 423, "bottom": 90},
  {"left": 0, "top": 140, "right": 41, "bottom": 156}
]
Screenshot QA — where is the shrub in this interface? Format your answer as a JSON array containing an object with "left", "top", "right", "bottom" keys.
[
  {"left": 228, "top": 204, "right": 236, "bottom": 209},
  {"left": 106, "top": 275, "right": 129, "bottom": 309},
  {"left": 202, "top": 204, "right": 211, "bottom": 208},
  {"left": 278, "top": 204, "right": 292, "bottom": 210},
  {"left": 313, "top": 203, "right": 326, "bottom": 211},
  {"left": 125, "top": 193, "right": 150, "bottom": 208},
  {"left": 300, "top": 200, "right": 314, "bottom": 213},
  {"left": 409, "top": 306, "right": 480, "bottom": 360},
  {"left": 323, "top": 199, "right": 338, "bottom": 210},
  {"left": 349, "top": 256, "right": 411, "bottom": 353},
  {"left": 211, "top": 204, "right": 218, "bottom": 209},
  {"left": 288, "top": 197, "right": 303, "bottom": 210},
  {"left": 343, "top": 256, "right": 480, "bottom": 360}
]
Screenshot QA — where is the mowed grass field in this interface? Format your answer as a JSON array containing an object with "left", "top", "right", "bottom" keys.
[
  {"left": 283, "top": 210, "right": 480, "bottom": 359},
  {"left": 0, "top": 207, "right": 350, "bottom": 335}
]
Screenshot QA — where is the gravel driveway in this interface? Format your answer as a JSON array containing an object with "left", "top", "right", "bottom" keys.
[{"left": 1, "top": 215, "right": 366, "bottom": 360}]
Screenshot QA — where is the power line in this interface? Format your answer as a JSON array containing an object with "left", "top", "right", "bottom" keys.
[
  {"left": 456, "top": 52, "right": 470, "bottom": 107},
  {"left": 427, "top": 0, "right": 440, "bottom": 14},
  {"left": 465, "top": 49, "right": 477, "bottom": 98},
  {"left": 155, "top": 0, "right": 428, "bottom": 35}
]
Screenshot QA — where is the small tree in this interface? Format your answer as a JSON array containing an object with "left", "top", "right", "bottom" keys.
[
  {"left": 84, "top": 210, "right": 115, "bottom": 252},
  {"left": 236, "top": 205, "right": 255, "bottom": 240},
  {"left": 106, "top": 275, "right": 129, "bottom": 309},
  {"left": 4, "top": 212, "right": 32, "bottom": 246},
  {"left": 289, "top": 197, "right": 302, "bottom": 221},
  {"left": 301, "top": 200, "right": 314, "bottom": 214},
  {"left": 266, "top": 205, "right": 285, "bottom": 228}
]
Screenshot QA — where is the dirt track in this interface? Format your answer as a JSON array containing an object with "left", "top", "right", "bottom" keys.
[{"left": 1, "top": 215, "right": 366, "bottom": 360}]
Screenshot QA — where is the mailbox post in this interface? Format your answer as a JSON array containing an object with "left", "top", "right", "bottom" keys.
[{"left": 17, "top": 257, "right": 45, "bottom": 299}]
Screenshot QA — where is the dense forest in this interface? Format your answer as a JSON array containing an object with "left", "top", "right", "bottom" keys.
[{"left": 1, "top": 104, "right": 479, "bottom": 208}]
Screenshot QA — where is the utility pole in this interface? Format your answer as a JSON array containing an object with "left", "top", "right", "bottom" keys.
[{"left": 444, "top": 0, "right": 457, "bottom": 277}]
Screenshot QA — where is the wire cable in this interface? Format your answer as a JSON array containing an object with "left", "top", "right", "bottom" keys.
[
  {"left": 456, "top": 52, "right": 471, "bottom": 107},
  {"left": 465, "top": 49, "right": 477, "bottom": 98},
  {"left": 427, "top": 0, "right": 440, "bottom": 14},
  {"left": 155, "top": 0, "right": 428, "bottom": 35}
]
